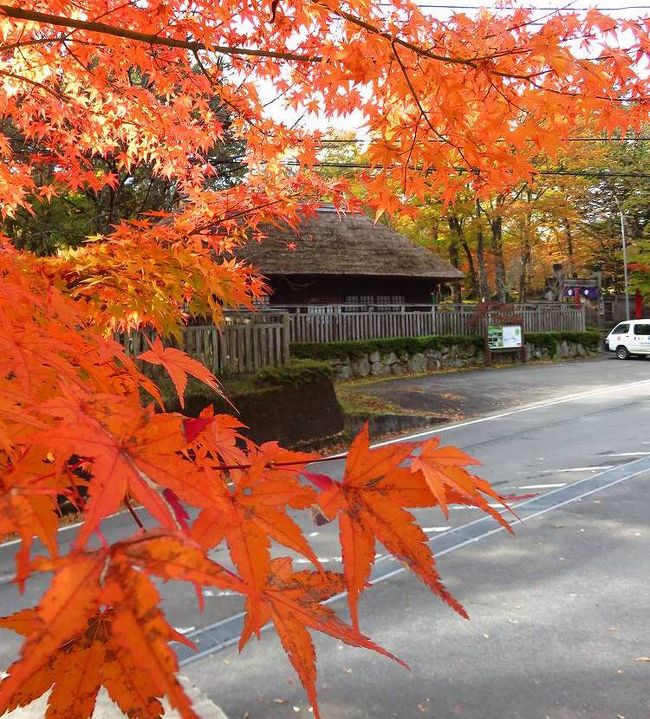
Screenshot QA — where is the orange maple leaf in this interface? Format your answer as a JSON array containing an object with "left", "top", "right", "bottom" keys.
[
  {"left": 35, "top": 389, "right": 214, "bottom": 547},
  {"left": 239, "top": 557, "right": 405, "bottom": 719},
  {"left": 191, "top": 443, "right": 320, "bottom": 616},
  {"left": 0, "top": 533, "right": 244, "bottom": 719},
  {"left": 411, "top": 437, "right": 514, "bottom": 527},
  {"left": 317, "top": 423, "right": 467, "bottom": 629},
  {"left": 138, "top": 336, "right": 221, "bottom": 409},
  {"left": 184, "top": 405, "right": 250, "bottom": 466},
  {"left": 0, "top": 447, "right": 62, "bottom": 584}
]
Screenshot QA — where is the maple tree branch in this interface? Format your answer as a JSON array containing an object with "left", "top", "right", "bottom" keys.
[
  {"left": 312, "top": 1, "right": 634, "bottom": 87},
  {"left": 391, "top": 44, "right": 474, "bottom": 172},
  {"left": 314, "top": 1, "right": 476, "bottom": 67},
  {"left": 315, "top": 0, "right": 536, "bottom": 79},
  {"left": 2, "top": 3, "right": 635, "bottom": 99},
  {"left": 0, "top": 69, "right": 72, "bottom": 102},
  {"left": 0, "top": 5, "right": 319, "bottom": 63}
]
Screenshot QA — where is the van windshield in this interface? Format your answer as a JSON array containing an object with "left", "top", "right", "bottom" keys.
[{"left": 612, "top": 323, "right": 630, "bottom": 334}]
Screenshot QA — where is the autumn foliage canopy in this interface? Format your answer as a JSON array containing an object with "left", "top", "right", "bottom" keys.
[{"left": 0, "top": 0, "right": 648, "bottom": 716}]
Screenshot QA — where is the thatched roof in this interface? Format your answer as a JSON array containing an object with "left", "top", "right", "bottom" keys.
[{"left": 238, "top": 207, "right": 463, "bottom": 281}]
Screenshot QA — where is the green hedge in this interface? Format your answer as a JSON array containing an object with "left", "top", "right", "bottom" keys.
[
  {"left": 291, "top": 331, "right": 602, "bottom": 361},
  {"left": 254, "top": 359, "right": 334, "bottom": 387},
  {"left": 291, "top": 335, "right": 483, "bottom": 360},
  {"left": 527, "top": 330, "right": 602, "bottom": 357}
]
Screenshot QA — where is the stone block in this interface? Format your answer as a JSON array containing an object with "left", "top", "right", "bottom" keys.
[
  {"left": 407, "top": 352, "right": 427, "bottom": 373},
  {"left": 351, "top": 355, "right": 370, "bottom": 377},
  {"left": 337, "top": 365, "right": 352, "bottom": 380}
]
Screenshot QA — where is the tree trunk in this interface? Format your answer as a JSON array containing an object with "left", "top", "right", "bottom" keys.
[
  {"left": 447, "top": 214, "right": 473, "bottom": 301},
  {"left": 562, "top": 217, "right": 574, "bottom": 276},
  {"left": 518, "top": 190, "right": 533, "bottom": 302},
  {"left": 490, "top": 212, "right": 507, "bottom": 302},
  {"left": 474, "top": 201, "right": 490, "bottom": 301},
  {"left": 461, "top": 238, "right": 479, "bottom": 299},
  {"left": 448, "top": 239, "right": 462, "bottom": 302}
]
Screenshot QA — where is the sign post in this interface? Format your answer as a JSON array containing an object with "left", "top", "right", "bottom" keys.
[
  {"left": 484, "top": 316, "right": 525, "bottom": 367},
  {"left": 469, "top": 302, "right": 526, "bottom": 367}
]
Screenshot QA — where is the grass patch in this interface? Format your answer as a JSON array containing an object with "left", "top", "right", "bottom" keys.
[{"left": 335, "top": 384, "right": 403, "bottom": 416}]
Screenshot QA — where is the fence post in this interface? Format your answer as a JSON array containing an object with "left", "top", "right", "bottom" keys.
[{"left": 282, "top": 314, "right": 291, "bottom": 363}]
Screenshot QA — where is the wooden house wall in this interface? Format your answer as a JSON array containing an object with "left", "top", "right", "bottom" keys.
[{"left": 265, "top": 274, "right": 454, "bottom": 305}]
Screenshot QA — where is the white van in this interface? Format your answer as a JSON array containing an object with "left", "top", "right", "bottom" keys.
[{"left": 605, "top": 319, "right": 650, "bottom": 359}]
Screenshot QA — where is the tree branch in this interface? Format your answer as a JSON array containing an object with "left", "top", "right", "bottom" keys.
[{"left": 0, "top": 5, "right": 319, "bottom": 62}]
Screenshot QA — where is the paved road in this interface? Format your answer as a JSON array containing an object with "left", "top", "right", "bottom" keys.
[
  {"left": 1, "top": 357, "right": 650, "bottom": 718},
  {"left": 344, "top": 354, "right": 649, "bottom": 422}
]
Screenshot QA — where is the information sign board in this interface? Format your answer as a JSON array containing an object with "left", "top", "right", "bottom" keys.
[{"left": 487, "top": 324, "right": 522, "bottom": 350}]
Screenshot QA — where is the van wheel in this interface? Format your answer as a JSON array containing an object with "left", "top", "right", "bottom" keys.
[{"left": 616, "top": 345, "right": 630, "bottom": 360}]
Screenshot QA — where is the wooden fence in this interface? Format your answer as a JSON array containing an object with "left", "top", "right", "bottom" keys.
[
  {"left": 117, "top": 304, "right": 586, "bottom": 374},
  {"left": 117, "top": 314, "right": 290, "bottom": 375},
  {"left": 278, "top": 303, "right": 586, "bottom": 343}
]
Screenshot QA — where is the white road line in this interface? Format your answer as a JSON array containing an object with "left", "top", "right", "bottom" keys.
[
  {"left": 605, "top": 452, "right": 650, "bottom": 457},
  {"left": 553, "top": 466, "right": 613, "bottom": 473},
  {"left": 519, "top": 482, "right": 567, "bottom": 489},
  {"left": 423, "top": 527, "right": 451, "bottom": 533},
  {"left": 367, "top": 378, "right": 650, "bottom": 448},
  {"left": 0, "top": 507, "right": 127, "bottom": 549}
]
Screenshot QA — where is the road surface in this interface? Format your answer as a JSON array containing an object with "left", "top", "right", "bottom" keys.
[{"left": 2, "top": 357, "right": 649, "bottom": 718}]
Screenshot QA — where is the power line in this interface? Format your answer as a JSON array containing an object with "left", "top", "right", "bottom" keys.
[
  {"left": 315, "top": 136, "right": 650, "bottom": 144},
  {"left": 208, "top": 157, "right": 650, "bottom": 178},
  {"left": 378, "top": 3, "right": 649, "bottom": 10},
  {"left": 300, "top": 163, "right": 650, "bottom": 177}
]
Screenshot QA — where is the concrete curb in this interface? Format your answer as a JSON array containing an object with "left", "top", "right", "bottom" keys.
[{"left": 5, "top": 676, "right": 228, "bottom": 718}]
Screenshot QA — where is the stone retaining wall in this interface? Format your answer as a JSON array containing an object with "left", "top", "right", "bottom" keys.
[{"left": 332, "top": 340, "right": 599, "bottom": 380}]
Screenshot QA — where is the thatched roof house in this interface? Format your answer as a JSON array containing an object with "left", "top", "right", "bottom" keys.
[{"left": 239, "top": 207, "right": 463, "bottom": 306}]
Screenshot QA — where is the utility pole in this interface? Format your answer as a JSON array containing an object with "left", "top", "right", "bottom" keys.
[
  {"left": 614, "top": 196, "right": 631, "bottom": 321},
  {"left": 620, "top": 210, "right": 630, "bottom": 320}
]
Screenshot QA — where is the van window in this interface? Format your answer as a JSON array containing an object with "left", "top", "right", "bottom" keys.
[
  {"left": 633, "top": 324, "right": 650, "bottom": 336},
  {"left": 612, "top": 323, "right": 630, "bottom": 334}
]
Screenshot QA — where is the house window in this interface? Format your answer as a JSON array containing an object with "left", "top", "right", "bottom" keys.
[{"left": 376, "top": 295, "right": 405, "bottom": 305}]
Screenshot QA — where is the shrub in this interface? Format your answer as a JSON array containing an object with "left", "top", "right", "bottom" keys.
[
  {"left": 291, "top": 335, "right": 483, "bottom": 361},
  {"left": 291, "top": 331, "right": 602, "bottom": 363},
  {"left": 254, "top": 359, "right": 334, "bottom": 387}
]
